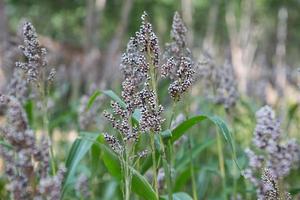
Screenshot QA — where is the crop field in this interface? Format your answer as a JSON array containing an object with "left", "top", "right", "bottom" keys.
[{"left": 0, "top": 0, "right": 300, "bottom": 199}]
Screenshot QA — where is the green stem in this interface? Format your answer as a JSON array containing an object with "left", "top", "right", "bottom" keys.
[
  {"left": 217, "top": 131, "right": 226, "bottom": 199},
  {"left": 278, "top": 179, "right": 286, "bottom": 200},
  {"left": 40, "top": 79, "right": 56, "bottom": 175},
  {"left": 159, "top": 135, "right": 173, "bottom": 200},
  {"left": 188, "top": 137, "right": 198, "bottom": 200},
  {"left": 124, "top": 147, "right": 131, "bottom": 200},
  {"left": 150, "top": 134, "right": 159, "bottom": 199},
  {"left": 147, "top": 42, "right": 172, "bottom": 199},
  {"left": 183, "top": 96, "right": 198, "bottom": 200}
]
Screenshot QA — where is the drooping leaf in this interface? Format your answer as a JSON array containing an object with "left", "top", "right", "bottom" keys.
[
  {"left": 62, "top": 132, "right": 100, "bottom": 195},
  {"left": 170, "top": 114, "right": 239, "bottom": 168},
  {"left": 86, "top": 90, "right": 101, "bottom": 110}
]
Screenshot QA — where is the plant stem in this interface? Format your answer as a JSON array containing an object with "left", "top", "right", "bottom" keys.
[
  {"left": 124, "top": 147, "right": 131, "bottom": 200},
  {"left": 183, "top": 95, "right": 198, "bottom": 200},
  {"left": 188, "top": 136, "right": 198, "bottom": 200},
  {"left": 159, "top": 135, "right": 173, "bottom": 200},
  {"left": 150, "top": 134, "right": 159, "bottom": 199},
  {"left": 39, "top": 78, "right": 56, "bottom": 175},
  {"left": 147, "top": 43, "right": 172, "bottom": 199},
  {"left": 217, "top": 131, "right": 226, "bottom": 199}
]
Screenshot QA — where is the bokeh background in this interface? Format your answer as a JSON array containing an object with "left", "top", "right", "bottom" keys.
[{"left": 1, "top": 0, "right": 300, "bottom": 199}]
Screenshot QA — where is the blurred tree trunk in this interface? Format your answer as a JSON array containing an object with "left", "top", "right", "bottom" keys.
[
  {"left": 79, "top": 0, "right": 105, "bottom": 95},
  {"left": 181, "top": 0, "right": 193, "bottom": 47},
  {"left": 274, "top": 7, "right": 288, "bottom": 100},
  {"left": 102, "top": 0, "right": 133, "bottom": 86},
  {"left": 226, "top": 0, "right": 257, "bottom": 94},
  {"left": 203, "top": 0, "right": 220, "bottom": 55},
  {"left": 85, "top": 0, "right": 105, "bottom": 51},
  {"left": 0, "top": 0, "right": 8, "bottom": 91},
  {"left": 274, "top": 7, "right": 288, "bottom": 118}
]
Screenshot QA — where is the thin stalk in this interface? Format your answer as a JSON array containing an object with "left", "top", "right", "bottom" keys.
[
  {"left": 159, "top": 135, "right": 173, "bottom": 200},
  {"left": 188, "top": 137, "right": 198, "bottom": 200},
  {"left": 183, "top": 94, "right": 198, "bottom": 200},
  {"left": 226, "top": 110, "right": 238, "bottom": 199},
  {"left": 150, "top": 134, "right": 159, "bottom": 199},
  {"left": 147, "top": 44, "right": 172, "bottom": 199},
  {"left": 39, "top": 78, "right": 56, "bottom": 175},
  {"left": 278, "top": 179, "right": 286, "bottom": 200},
  {"left": 217, "top": 131, "right": 226, "bottom": 199},
  {"left": 124, "top": 147, "right": 131, "bottom": 200},
  {"left": 167, "top": 102, "right": 176, "bottom": 170}
]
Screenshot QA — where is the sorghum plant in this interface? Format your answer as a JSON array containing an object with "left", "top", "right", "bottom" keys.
[
  {"left": 161, "top": 12, "right": 198, "bottom": 199},
  {"left": 103, "top": 12, "right": 164, "bottom": 200},
  {"left": 0, "top": 21, "right": 66, "bottom": 200},
  {"left": 0, "top": 94, "right": 65, "bottom": 200},
  {"left": 16, "top": 21, "right": 56, "bottom": 137},
  {"left": 243, "top": 105, "right": 300, "bottom": 199},
  {"left": 16, "top": 22, "right": 56, "bottom": 84}
]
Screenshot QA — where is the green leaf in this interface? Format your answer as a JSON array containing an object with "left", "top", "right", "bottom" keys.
[
  {"left": 86, "top": 90, "right": 126, "bottom": 111},
  {"left": 24, "top": 100, "right": 34, "bottom": 127},
  {"left": 160, "top": 192, "right": 193, "bottom": 200},
  {"left": 287, "top": 103, "right": 299, "bottom": 130},
  {"left": 170, "top": 114, "right": 239, "bottom": 169},
  {"left": 62, "top": 132, "right": 99, "bottom": 195},
  {"left": 86, "top": 90, "right": 101, "bottom": 110},
  {"left": 87, "top": 89, "right": 141, "bottom": 125},
  {"left": 171, "top": 115, "right": 207, "bottom": 143},
  {"left": 103, "top": 90, "right": 126, "bottom": 108}
]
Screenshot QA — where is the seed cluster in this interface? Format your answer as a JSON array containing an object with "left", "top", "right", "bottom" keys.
[
  {"left": 162, "top": 12, "right": 195, "bottom": 101},
  {"left": 104, "top": 12, "right": 164, "bottom": 154},
  {"left": 243, "top": 106, "right": 300, "bottom": 198},
  {"left": 139, "top": 85, "right": 164, "bottom": 133},
  {"left": 15, "top": 21, "right": 56, "bottom": 85},
  {"left": 259, "top": 169, "right": 291, "bottom": 200}
]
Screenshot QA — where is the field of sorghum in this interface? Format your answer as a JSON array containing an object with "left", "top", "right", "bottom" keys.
[{"left": 1, "top": 1, "right": 300, "bottom": 200}]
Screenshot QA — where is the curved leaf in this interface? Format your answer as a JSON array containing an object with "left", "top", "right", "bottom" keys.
[
  {"left": 87, "top": 90, "right": 101, "bottom": 110},
  {"left": 62, "top": 132, "right": 99, "bottom": 195}
]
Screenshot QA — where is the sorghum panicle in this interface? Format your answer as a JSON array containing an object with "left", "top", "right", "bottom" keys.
[
  {"left": 104, "top": 12, "right": 165, "bottom": 152},
  {"left": 243, "top": 106, "right": 300, "bottom": 199},
  {"left": 0, "top": 94, "right": 65, "bottom": 199},
  {"left": 162, "top": 12, "right": 195, "bottom": 101},
  {"left": 258, "top": 169, "right": 291, "bottom": 200},
  {"left": 15, "top": 22, "right": 56, "bottom": 85}
]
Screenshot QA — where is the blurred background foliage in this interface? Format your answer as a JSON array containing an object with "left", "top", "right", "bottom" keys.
[{"left": 0, "top": 0, "right": 300, "bottom": 199}]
